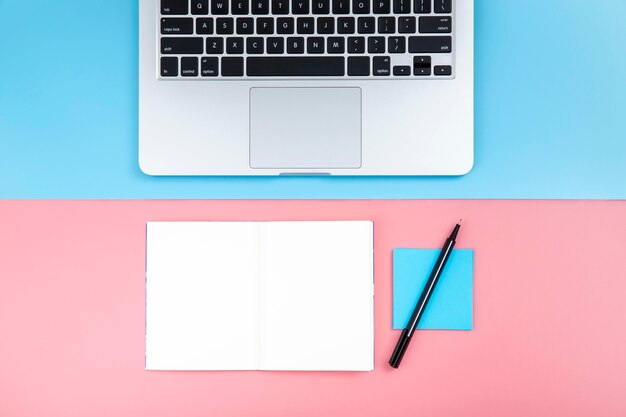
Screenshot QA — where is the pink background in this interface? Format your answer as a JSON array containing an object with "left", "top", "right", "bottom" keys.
[{"left": 1, "top": 200, "right": 625, "bottom": 416}]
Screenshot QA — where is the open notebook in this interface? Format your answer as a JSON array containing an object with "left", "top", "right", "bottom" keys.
[{"left": 145, "top": 221, "right": 374, "bottom": 371}]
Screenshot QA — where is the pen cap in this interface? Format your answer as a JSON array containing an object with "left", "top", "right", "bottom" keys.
[{"left": 389, "top": 328, "right": 412, "bottom": 369}]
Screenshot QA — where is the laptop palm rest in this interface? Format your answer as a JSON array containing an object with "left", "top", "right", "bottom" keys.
[{"left": 249, "top": 87, "right": 362, "bottom": 169}]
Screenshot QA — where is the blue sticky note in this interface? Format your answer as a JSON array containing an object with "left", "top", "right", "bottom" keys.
[{"left": 393, "top": 249, "right": 473, "bottom": 330}]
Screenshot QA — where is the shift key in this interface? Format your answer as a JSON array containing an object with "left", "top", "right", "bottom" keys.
[
  {"left": 161, "top": 37, "right": 204, "bottom": 54},
  {"left": 408, "top": 36, "right": 452, "bottom": 53}
]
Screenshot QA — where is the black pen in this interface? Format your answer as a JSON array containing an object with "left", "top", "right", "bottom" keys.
[{"left": 389, "top": 220, "right": 462, "bottom": 369}]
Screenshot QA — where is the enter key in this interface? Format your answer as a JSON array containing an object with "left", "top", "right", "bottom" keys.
[{"left": 419, "top": 16, "right": 452, "bottom": 33}]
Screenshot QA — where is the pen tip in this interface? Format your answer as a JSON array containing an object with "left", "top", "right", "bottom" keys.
[{"left": 458, "top": 218, "right": 463, "bottom": 225}]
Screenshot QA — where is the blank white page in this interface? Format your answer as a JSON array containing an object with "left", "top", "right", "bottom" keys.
[
  {"left": 145, "top": 222, "right": 260, "bottom": 370},
  {"left": 259, "top": 222, "right": 374, "bottom": 371}
]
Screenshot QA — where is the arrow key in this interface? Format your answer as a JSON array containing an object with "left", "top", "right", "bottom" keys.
[
  {"left": 434, "top": 65, "right": 452, "bottom": 76},
  {"left": 393, "top": 65, "right": 411, "bottom": 76}
]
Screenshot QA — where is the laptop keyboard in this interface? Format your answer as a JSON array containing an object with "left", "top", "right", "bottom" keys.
[{"left": 158, "top": 0, "right": 454, "bottom": 78}]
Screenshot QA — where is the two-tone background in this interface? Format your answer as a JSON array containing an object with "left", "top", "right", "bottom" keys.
[{"left": 1, "top": 0, "right": 626, "bottom": 416}]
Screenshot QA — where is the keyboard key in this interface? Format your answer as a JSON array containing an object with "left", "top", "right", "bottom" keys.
[
  {"left": 161, "top": 37, "right": 204, "bottom": 54},
  {"left": 272, "top": 0, "right": 290, "bottom": 13},
  {"left": 161, "top": 57, "right": 178, "bottom": 76},
  {"left": 317, "top": 17, "right": 335, "bottom": 34},
  {"left": 206, "top": 37, "right": 225, "bottom": 53},
  {"left": 267, "top": 37, "right": 285, "bottom": 53},
  {"left": 247, "top": 57, "right": 345, "bottom": 76},
  {"left": 211, "top": 0, "right": 230, "bottom": 14},
  {"left": 408, "top": 36, "right": 451, "bottom": 53},
  {"left": 232, "top": 0, "right": 250, "bottom": 14},
  {"left": 357, "top": 17, "right": 375, "bottom": 33},
  {"left": 222, "top": 57, "right": 244, "bottom": 76},
  {"left": 277, "top": 17, "right": 294, "bottom": 34},
  {"left": 257, "top": 18, "right": 274, "bottom": 33},
  {"left": 247, "top": 37, "right": 265, "bottom": 53},
  {"left": 287, "top": 37, "right": 305, "bottom": 53},
  {"left": 226, "top": 37, "right": 244, "bottom": 53},
  {"left": 161, "top": 0, "right": 188, "bottom": 15},
  {"left": 414, "top": 55, "right": 431, "bottom": 65},
  {"left": 292, "top": 0, "right": 310, "bottom": 14},
  {"left": 333, "top": 0, "right": 350, "bottom": 14},
  {"left": 434, "top": 0, "right": 451, "bottom": 13},
  {"left": 393, "top": 0, "right": 409, "bottom": 13},
  {"left": 353, "top": 0, "right": 370, "bottom": 13},
  {"left": 378, "top": 17, "right": 395, "bottom": 33},
  {"left": 237, "top": 18, "right": 254, "bottom": 34},
  {"left": 434, "top": 65, "right": 452, "bottom": 75},
  {"left": 419, "top": 16, "right": 451, "bottom": 33},
  {"left": 181, "top": 57, "right": 199, "bottom": 76},
  {"left": 307, "top": 37, "right": 325, "bottom": 53},
  {"left": 348, "top": 56, "right": 370, "bottom": 75},
  {"left": 398, "top": 16, "right": 416, "bottom": 33},
  {"left": 373, "top": 0, "right": 390, "bottom": 14},
  {"left": 373, "top": 56, "right": 390, "bottom": 76},
  {"left": 327, "top": 37, "right": 345, "bottom": 53},
  {"left": 413, "top": 55, "right": 431, "bottom": 75},
  {"left": 196, "top": 18, "right": 214, "bottom": 34},
  {"left": 161, "top": 18, "right": 193, "bottom": 34},
  {"left": 347, "top": 36, "right": 365, "bottom": 53},
  {"left": 216, "top": 17, "right": 234, "bottom": 34},
  {"left": 297, "top": 17, "right": 315, "bottom": 34},
  {"left": 252, "top": 0, "right": 270, "bottom": 14},
  {"left": 367, "top": 36, "right": 385, "bottom": 53},
  {"left": 201, "top": 57, "right": 218, "bottom": 76},
  {"left": 393, "top": 65, "right": 410, "bottom": 75},
  {"left": 312, "top": 0, "right": 331, "bottom": 14},
  {"left": 414, "top": 0, "right": 430, "bottom": 13},
  {"left": 338, "top": 17, "right": 355, "bottom": 34},
  {"left": 191, "top": 0, "right": 209, "bottom": 14},
  {"left": 388, "top": 36, "right": 405, "bottom": 53}
]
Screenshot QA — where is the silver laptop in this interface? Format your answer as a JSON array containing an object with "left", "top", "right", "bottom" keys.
[{"left": 139, "top": 0, "right": 473, "bottom": 175}]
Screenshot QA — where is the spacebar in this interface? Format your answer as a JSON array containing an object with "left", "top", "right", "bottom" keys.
[{"left": 247, "top": 57, "right": 345, "bottom": 76}]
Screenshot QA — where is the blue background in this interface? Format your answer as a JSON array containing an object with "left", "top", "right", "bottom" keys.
[
  {"left": 393, "top": 249, "right": 473, "bottom": 330},
  {"left": 1, "top": 0, "right": 625, "bottom": 199}
]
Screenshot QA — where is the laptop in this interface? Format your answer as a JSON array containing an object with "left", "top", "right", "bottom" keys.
[{"left": 139, "top": 0, "right": 473, "bottom": 175}]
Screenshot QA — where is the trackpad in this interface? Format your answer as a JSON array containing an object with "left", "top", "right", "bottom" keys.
[{"left": 249, "top": 87, "right": 362, "bottom": 169}]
